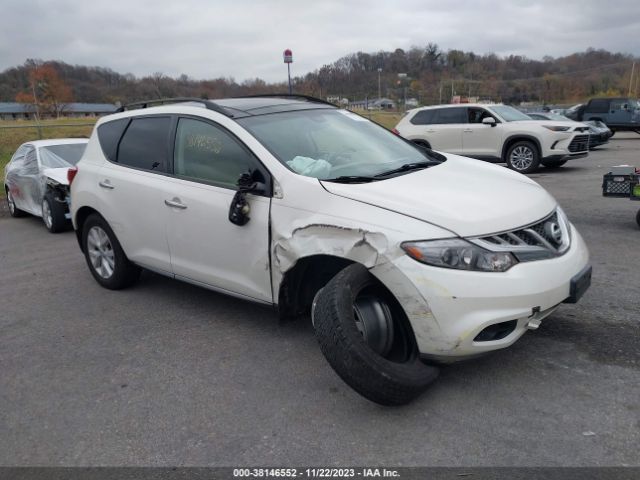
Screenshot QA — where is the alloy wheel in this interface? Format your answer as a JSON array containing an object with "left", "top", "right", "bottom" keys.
[
  {"left": 42, "top": 200, "right": 53, "bottom": 229},
  {"left": 87, "top": 226, "right": 115, "bottom": 279},
  {"left": 510, "top": 146, "right": 534, "bottom": 171}
]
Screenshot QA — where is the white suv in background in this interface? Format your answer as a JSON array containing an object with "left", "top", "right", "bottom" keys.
[
  {"left": 70, "top": 96, "right": 591, "bottom": 405},
  {"left": 394, "top": 104, "right": 590, "bottom": 173}
]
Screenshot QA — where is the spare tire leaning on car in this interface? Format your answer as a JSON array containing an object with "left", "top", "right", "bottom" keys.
[{"left": 312, "top": 263, "right": 439, "bottom": 406}]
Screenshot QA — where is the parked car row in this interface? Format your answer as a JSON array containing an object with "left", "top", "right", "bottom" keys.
[
  {"left": 560, "top": 97, "right": 640, "bottom": 135},
  {"left": 3, "top": 96, "right": 591, "bottom": 406}
]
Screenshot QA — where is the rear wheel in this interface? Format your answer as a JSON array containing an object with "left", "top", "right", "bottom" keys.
[
  {"left": 505, "top": 141, "right": 540, "bottom": 173},
  {"left": 82, "top": 213, "right": 141, "bottom": 289},
  {"left": 312, "top": 264, "right": 439, "bottom": 405},
  {"left": 42, "top": 193, "right": 68, "bottom": 233},
  {"left": 636, "top": 209, "right": 640, "bottom": 229},
  {"left": 541, "top": 159, "right": 568, "bottom": 168},
  {"left": 6, "top": 188, "right": 27, "bottom": 217}
]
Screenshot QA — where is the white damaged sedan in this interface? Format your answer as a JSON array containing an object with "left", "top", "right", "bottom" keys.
[{"left": 4, "top": 139, "right": 88, "bottom": 232}]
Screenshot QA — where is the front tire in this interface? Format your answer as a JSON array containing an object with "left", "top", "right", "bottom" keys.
[
  {"left": 505, "top": 141, "right": 540, "bottom": 173},
  {"left": 312, "top": 264, "right": 439, "bottom": 406},
  {"left": 82, "top": 213, "right": 141, "bottom": 290},
  {"left": 42, "top": 193, "right": 68, "bottom": 233},
  {"left": 636, "top": 209, "right": 640, "bottom": 229}
]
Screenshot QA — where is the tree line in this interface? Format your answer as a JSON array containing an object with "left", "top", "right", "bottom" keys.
[{"left": 0, "top": 47, "right": 637, "bottom": 110}]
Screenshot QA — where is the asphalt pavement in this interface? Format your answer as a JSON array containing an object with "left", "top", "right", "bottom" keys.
[{"left": 1, "top": 134, "right": 638, "bottom": 466}]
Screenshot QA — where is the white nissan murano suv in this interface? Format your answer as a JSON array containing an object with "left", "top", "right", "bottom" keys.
[{"left": 70, "top": 96, "right": 591, "bottom": 405}]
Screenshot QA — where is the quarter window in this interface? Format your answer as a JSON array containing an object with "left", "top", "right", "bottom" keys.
[
  {"left": 410, "top": 110, "right": 436, "bottom": 125},
  {"left": 98, "top": 118, "right": 129, "bottom": 162},
  {"left": 173, "top": 118, "right": 257, "bottom": 189},
  {"left": 117, "top": 117, "right": 171, "bottom": 172}
]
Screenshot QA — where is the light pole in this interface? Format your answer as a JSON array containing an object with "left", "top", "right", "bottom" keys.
[
  {"left": 377, "top": 67, "right": 382, "bottom": 100},
  {"left": 283, "top": 49, "right": 293, "bottom": 95}
]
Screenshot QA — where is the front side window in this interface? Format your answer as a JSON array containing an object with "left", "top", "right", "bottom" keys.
[
  {"left": 117, "top": 117, "right": 171, "bottom": 172},
  {"left": 238, "top": 109, "right": 439, "bottom": 180},
  {"left": 173, "top": 118, "right": 257, "bottom": 189},
  {"left": 467, "top": 107, "right": 495, "bottom": 123}
]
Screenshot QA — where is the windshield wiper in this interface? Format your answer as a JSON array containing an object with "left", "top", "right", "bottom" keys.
[
  {"left": 374, "top": 160, "right": 440, "bottom": 178},
  {"left": 323, "top": 175, "right": 378, "bottom": 184}
]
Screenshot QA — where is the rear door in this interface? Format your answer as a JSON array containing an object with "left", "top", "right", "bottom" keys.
[
  {"left": 163, "top": 116, "right": 272, "bottom": 303},
  {"left": 96, "top": 116, "right": 173, "bottom": 274},
  {"left": 425, "top": 107, "right": 465, "bottom": 154}
]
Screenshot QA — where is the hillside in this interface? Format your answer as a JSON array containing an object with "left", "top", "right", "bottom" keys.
[{"left": 0, "top": 47, "right": 637, "bottom": 106}]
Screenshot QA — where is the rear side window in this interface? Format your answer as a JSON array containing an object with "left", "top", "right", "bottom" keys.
[
  {"left": 410, "top": 110, "right": 436, "bottom": 125},
  {"left": 432, "top": 108, "right": 466, "bottom": 124},
  {"left": 117, "top": 117, "right": 172, "bottom": 172},
  {"left": 97, "top": 119, "right": 129, "bottom": 162},
  {"left": 586, "top": 99, "right": 609, "bottom": 113}
]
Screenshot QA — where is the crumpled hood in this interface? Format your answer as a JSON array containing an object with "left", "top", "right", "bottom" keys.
[
  {"left": 321, "top": 154, "right": 557, "bottom": 237},
  {"left": 42, "top": 167, "right": 70, "bottom": 185}
]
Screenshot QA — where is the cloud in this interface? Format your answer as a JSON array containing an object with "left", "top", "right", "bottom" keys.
[{"left": 0, "top": 0, "right": 638, "bottom": 81}]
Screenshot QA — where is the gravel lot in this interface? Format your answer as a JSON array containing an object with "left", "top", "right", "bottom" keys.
[{"left": 1, "top": 135, "right": 638, "bottom": 467}]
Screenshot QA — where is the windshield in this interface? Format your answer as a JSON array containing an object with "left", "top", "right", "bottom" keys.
[
  {"left": 489, "top": 105, "right": 533, "bottom": 122},
  {"left": 237, "top": 109, "right": 439, "bottom": 180},
  {"left": 39, "top": 143, "right": 86, "bottom": 168}
]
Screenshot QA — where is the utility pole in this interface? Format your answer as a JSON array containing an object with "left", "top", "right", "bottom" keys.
[
  {"left": 629, "top": 62, "right": 636, "bottom": 97},
  {"left": 377, "top": 68, "right": 382, "bottom": 100},
  {"left": 283, "top": 49, "right": 293, "bottom": 95},
  {"left": 439, "top": 82, "right": 442, "bottom": 104}
]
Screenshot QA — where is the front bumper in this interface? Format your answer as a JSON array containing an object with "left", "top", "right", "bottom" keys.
[{"left": 373, "top": 224, "right": 590, "bottom": 361}]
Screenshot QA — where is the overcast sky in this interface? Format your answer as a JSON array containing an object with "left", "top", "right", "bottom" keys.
[{"left": 1, "top": 0, "right": 639, "bottom": 82}]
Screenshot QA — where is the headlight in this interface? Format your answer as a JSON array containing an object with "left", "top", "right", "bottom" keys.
[
  {"left": 401, "top": 239, "right": 517, "bottom": 272},
  {"left": 542, "top": 125, "right": 571, "bottom": 132}
]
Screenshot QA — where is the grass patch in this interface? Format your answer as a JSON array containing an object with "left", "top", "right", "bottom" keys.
[
  {"left": 1, "top": 118, "right": 96, "bottom": 197},
  {"left": 350, "top": 110, "right": 404, "bottom": 130}
]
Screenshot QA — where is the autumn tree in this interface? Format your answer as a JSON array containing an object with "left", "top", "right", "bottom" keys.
[{"left": 15, "top": 62, "right": 73, "bottom": 119}]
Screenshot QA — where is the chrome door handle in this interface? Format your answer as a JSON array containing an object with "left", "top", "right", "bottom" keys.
[
  {"left": 164, "top": 198, "right": 187, "bottom": 209},
  {"left": 463, "top": 129, "right": 473, "bottom": 133},
  {"left": 99, "top": 180, "right": 114, "bottom": 189}
]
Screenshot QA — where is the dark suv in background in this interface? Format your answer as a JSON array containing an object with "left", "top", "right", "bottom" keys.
[{"left": 570, "top": 97, "right": 640, "bottom": 134}]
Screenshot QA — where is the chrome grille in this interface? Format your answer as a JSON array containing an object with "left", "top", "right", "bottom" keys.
[
  {"left": 470, "top": 210, "right": 571, "bottom": 262},
  {"left": 569, "top": 135, "right": 589, "bottom": 153}
]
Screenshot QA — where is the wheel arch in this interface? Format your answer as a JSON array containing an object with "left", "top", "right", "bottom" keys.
[
  {"left": 277, "top": 254, "right": 355, "bottom": 319},
  {"left": 74, "top": 206, "right": 102, "bottom": 252},
  {"left": 501, "top": 135, "right": 541, "bottom": 161}
]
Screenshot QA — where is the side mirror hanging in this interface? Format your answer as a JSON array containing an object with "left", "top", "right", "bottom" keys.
[{"left": 228, "top": 170, "right": 266, "bottom": 226}]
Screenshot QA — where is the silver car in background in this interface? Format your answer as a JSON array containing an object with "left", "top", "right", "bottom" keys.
[{"left": 4, "top": 139, "right": 88, "bottom": 233}]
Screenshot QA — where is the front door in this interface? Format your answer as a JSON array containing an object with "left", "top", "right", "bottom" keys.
[
  {"left": 462, "top": 107, "right": 503, "bottom": 158},
  {"left": 164, "top": 117, "right": 272, "bottom": 303}
]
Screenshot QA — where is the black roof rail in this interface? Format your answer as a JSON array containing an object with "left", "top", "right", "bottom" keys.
[
  {"left": 116, "top": 97, "right": 233, "bottom": 117},
  {"left": 232, "top": 93, "right": 338, "bottom": 108}
]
